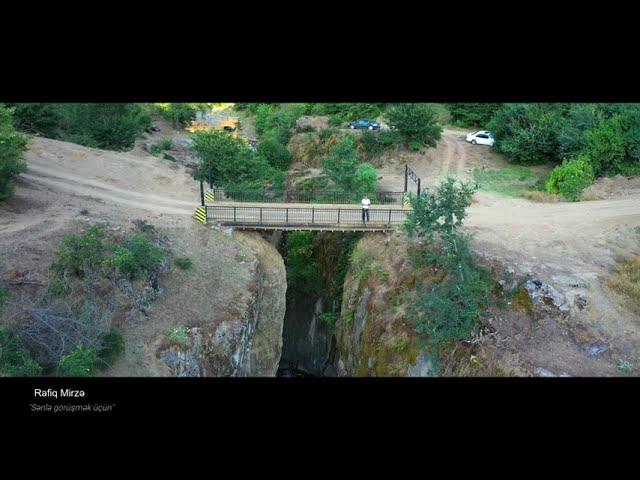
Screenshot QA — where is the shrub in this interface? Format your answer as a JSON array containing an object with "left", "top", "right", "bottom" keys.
[
  {"left": 256, "top": 136, "right": 292, "bottom": 170},
  {"left": 286, "top": 231, "right": 320, "bottom": 295},
  {"left": 99, "top": 330, "right": 125, "bottom": 367},
  {"left": 545, "top": 155, "right": 595, "bottom": 201},
  {"left": 0, "top": 327, "right": 43, "bottom": 377},
  {"left": 0, "top": 286, "right": 5, "bottom": 312},
  {"left": 359, "top": 131, "right": 384, "bottom": 159},
  {"left": 321, "top": 135, "right": 363, "bottom": 192},
  {"left": 48, "top": 275, "right": 70, "bottom": 296},
  {"left": 385, "top": 103, "right": 443, "bottom": 148},
  {"left": 57, "top": 343, "right": 99, "bottom": 377},
  {"left": 52, "top": 225, "right": 109, "bottom": 278},
  {"left": 0, "top": 105, "right": 28, "bottom": 201},
  {"left": 319, "top": 312, "right": 337, "bottom": 329},
  {"left": 112, "top": 234, "right": 164, "bottom": 279},
  {"left": 174, "top": 256, "right": 193, "bottom": 270}
]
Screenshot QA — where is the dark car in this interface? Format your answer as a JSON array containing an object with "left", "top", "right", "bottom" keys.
[{"left": 348, "top": 118, "right": 380, "bottom": 130}]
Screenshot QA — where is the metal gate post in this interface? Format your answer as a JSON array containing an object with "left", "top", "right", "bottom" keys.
[
  {"left": 404, "top": 164, "right": 408, "bottom": 193},
  {"left": 417, "top": 178, "right": 421, "bottom": 196},
  {"left": 200, "top": 180, "right": 205, "bottom": 207}
]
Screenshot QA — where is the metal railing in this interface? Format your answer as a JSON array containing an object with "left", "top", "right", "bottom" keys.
[
  {"left": 209, "top": 188, "right": 406, "bottom": 205},
  {"left": 205, "top": 205, "right": 408, "bottom": 228}
]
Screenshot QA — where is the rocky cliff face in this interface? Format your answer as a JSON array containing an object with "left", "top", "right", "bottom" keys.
[
  {"left": 159, "top": 231, "right": 287, "bottom": 377},
  {"left": 334, "top": 232, "right": 430, "bottom": 377}
]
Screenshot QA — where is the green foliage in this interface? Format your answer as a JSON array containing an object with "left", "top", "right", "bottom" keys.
[
  {"left": 359, "top": 131, "right": 384, "bottom": 159},
  {"left": 48, "top": 275, "right": 70, "bottom": 296},
  {"left": 0, "top": 327, "right": 43, "bottom": 377},
  {"left": 0, "top": 105, "right": 28, "bottom": 201},
  {"left": 149, "top": 138, "right": 174, "bottom": 155},
  {"left": 9, "top": 103, "right": 61, "bottom": 136},
  {"left": 405, "top": 178, "right": 490, "bottom": 359},
  {"left": 385, "top": 103, "right": 443, "bottom": 148},
  {"left": 309, "top": 103, "right": 385, "bottom": 121},
  {"left": 488, "top": 103, "right": 566, "bottom": 165},
  {"left": 52, "top": 225, "right": 163, "bottom": 280},
  {"left": 165, "top": 326, "right": 191, "bottom": 346},
  {"left": 57, "top": 103, "right": 151, "bottom": 150},
  {"left": 582, "top": 116, "right": 627, "bottom": 176},
  {"left": 285, "top": 231, "right": 320, "bottom": 295},
  {"left": 154, "top": 103, "right": 200, "bottom": 127},
  {"left": 321, "top": 135, "right": 377, "bottom": 194},
  {"left": 57, "top": 343, "right": 99, "bottom": 377},
  {"left": 353, "top": 162, "right": 378, "bottom": 194},
  {"left": 99, "top": 330, "right": 125, "bottom": 367},
  {"left": 256, "top": 136, "right": 292, "bottom": 170},
  {"left": 319, "top": 312, "right": 337, "bottom": 330},
  {"left": 254, "top": 103, "right": 306, "bottom": 144},
  {"left": 52, "top": 225, "right": 109, "bottom": 278},
  {"left": 174, "top": 256, "right": 193, "bottom": 270},
  {"left": 447, "top": 103, "right": 502, "bottom": 127},
  {"left": 405, "top": 177, "right": 478, "bottom": 239},
  {"left": 546, "top": 155, "right": 595, "bottom": 201},
  {"left": 111, "top": 234, "right": 164, "bottom": 280},
  {"left": 190, "top": 128, "right": 282, "bottom": 191}
]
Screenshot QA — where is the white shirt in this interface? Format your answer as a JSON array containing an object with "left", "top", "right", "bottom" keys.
[{"left": 361, "top": 198, "right": 371, "bottom": 209}]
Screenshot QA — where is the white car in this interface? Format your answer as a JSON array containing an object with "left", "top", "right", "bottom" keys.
[{"left": 466, "top": 130, "right": 495, "bottom": 146}]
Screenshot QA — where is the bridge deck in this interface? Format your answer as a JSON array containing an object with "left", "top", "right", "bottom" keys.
[{"left": 202, "top": 203, "right": 411, "bottom": 232}]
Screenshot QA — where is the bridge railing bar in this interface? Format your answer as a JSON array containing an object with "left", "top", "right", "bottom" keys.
[{"left": 205, "top": 205, "right": 408, "bottom": 227}]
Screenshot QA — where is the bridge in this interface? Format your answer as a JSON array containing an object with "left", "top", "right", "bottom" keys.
[{"left": 193, "top": 165, "right": 420, "bottom": 232}]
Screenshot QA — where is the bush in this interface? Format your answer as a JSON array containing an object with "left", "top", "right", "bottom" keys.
[
  {"left": 112, "top": 234, "right": 164, "bottom": 280},
  {"left": 359, "top": 131, "right": 384, "bottom": 159},
  {"left": 0, "top": 105, "right": 28, "bottom": 201},
  {"left": 99, "top": 330, "right": 125, "bottom": 367},
  {"left": 545, "top": 155, "right": 595, "bottom": 201},
  {"left": 57, "top": 343, "right": 99, "bottom": 377},
  {"left": 582, "top": 117, "right": 626, "bottom": 176},
  {"left": 0, "top": 286, "right": 5, "bottom": 312},
  {"left": 256, "top": 136, "right": 292, "bottom": 170},
  {"left": 52, "top": 225, "right": 109, "bottom": 278},
  {"left": 286, "top": 231, "right": 320, "bottom": 295},
  {"left": 0, "top": 327, "right": 43, "bottom": 377},
  {"left": 385, "top": 103, "right": 443, "bottom": 148},
  {"left": 174, "top": 256, "right": 193, "bottom": 270}
]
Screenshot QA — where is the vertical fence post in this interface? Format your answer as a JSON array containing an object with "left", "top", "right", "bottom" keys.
[
  {"left": 234, "top": 206, "right": 237, "bottom": 222},
  {"left": 337, "top": 208, "right": 341, "bottom": 224},
  {"left": 417, "top": 178, "right": 421, "bottom": 196},
  {"left": 404, "top": 164, "right": 408, "bottom": 193},
  {"left": 388, "top": 209, "right": 392, "bottom": 225},
  {"left": 200, "top": 180, "right": 205, "bottom": 207},
  {"left": 260, "top": 207, "right": 263, "bottom": 223},
  {"left": 286, "top": 208, "right": 289, "bottom": 225},
  {"left": 312, "top": 207, "right": 315, "bottom": 224}
]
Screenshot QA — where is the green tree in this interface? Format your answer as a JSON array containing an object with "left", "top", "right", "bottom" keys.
[
  {"left": 582, "top": 116, "right": 626, "bottom": 176},
  {"left": 57, "top": 103, "right": 150, "bottom": 150},
  {"left": 285, "top": 231, "right": 320, "bottom": 295},
  {"left": 405, "top": 177, "right": 478, "bottom": 239},
  {"left": 488, "top": 103, "right": 566, "bottom": 165},
  {"left": 190, "top": 129, "right": 253, "bottom": 185},
  {"left": 9, "top": 103, "right": 61, "bottom": 136},
  {"left": 385, "top": 103, "right": 443, "bottom": 149},
  {"left": 546, "top": 154, "right": 595, "bottom": 201},
  {"left": 353, "top": 162, "right": 378, "bottom": 194},
  {"left": 447, "top": 103, "right": 502, "bottom": 127},
  {"left": 321, "top": 135, "right": 360, "bottom": 191},
  {"left": 0, "top": 105, "right": 28, "bottom": 201}
]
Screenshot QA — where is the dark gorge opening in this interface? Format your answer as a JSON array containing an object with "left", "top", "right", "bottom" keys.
[{"left": 274, "top": 231, "right": 361, "bottom": 377}]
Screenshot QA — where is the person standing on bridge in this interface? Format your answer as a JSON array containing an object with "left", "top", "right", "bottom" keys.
[{"left": 361, "top": 195, "right": 371, "bottom": 223}]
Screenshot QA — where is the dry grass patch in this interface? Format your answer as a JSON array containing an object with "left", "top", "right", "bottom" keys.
[
  {"left": 606, "top": 253, "right": 640, "bottom": 314},
  {"left": 522, "top": 190, "right": 560, "bottom": 203}
]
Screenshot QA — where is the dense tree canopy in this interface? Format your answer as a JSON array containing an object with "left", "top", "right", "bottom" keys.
[
  {"left": 0, "top": 105, "right": 28, "bottom": 201},
  {"left": 385, "top": 103, "right": 443, "bottom": 150}
]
